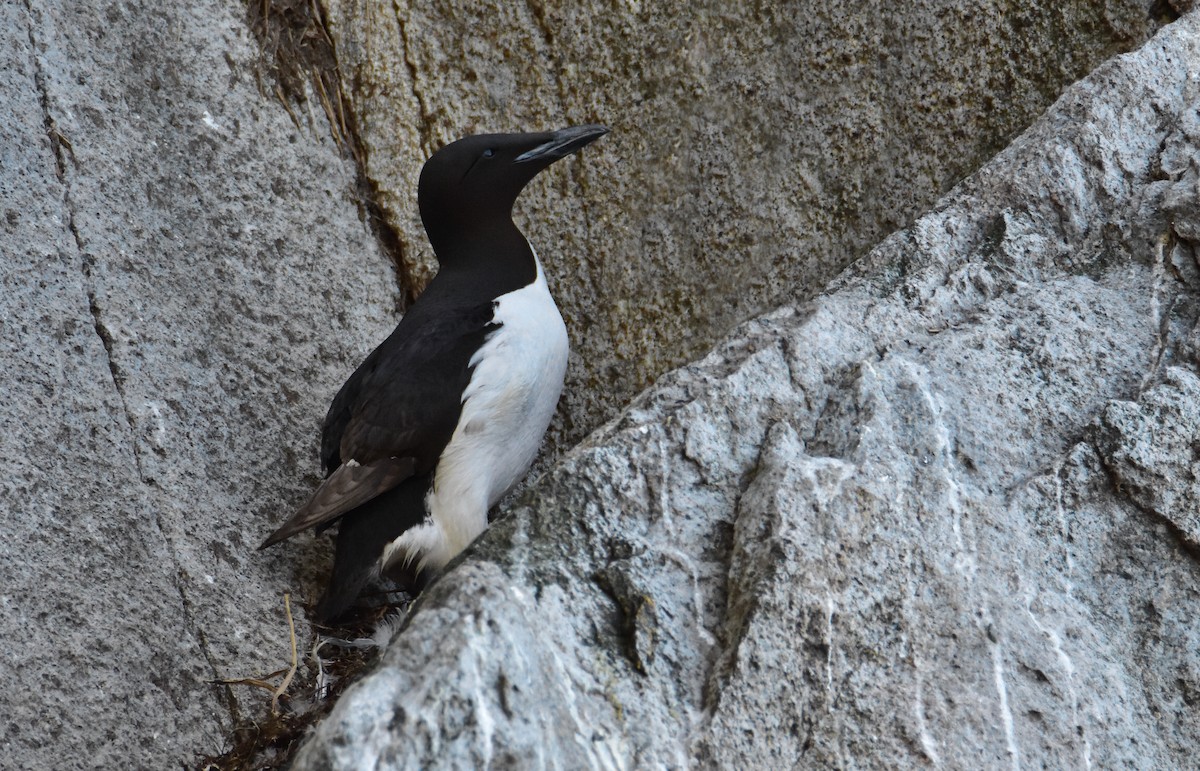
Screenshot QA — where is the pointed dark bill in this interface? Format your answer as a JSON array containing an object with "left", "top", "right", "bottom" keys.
[{"left": 515, "top": 124, "right": 610, "bottom": 163}]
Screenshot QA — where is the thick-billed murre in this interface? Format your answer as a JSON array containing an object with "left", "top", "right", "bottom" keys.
[{"left": 260, "top": 125, "right": 609, "bottom": 621}]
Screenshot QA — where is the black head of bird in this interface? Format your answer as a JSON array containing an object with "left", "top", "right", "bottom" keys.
[{"left": 418, "top": 125, "right": 609, "bottom": 264}]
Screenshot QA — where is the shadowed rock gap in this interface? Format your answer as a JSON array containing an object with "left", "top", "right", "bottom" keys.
[{"left": 246, "top": 0, "right": 419, "bottom": 308}]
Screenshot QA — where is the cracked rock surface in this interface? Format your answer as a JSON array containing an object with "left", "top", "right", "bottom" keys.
[
  {"left": 0, "top": 0, "right": 1194, "bottom": 767},
  {"left": 293, "top": 14, "right": 1200, "bottom": 769},
  {"left": 1, "top": 0, "right": 393, "bottom": 766}
]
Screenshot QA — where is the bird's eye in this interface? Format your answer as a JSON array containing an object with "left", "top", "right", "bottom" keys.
[{"left": 483, "top": 148, "right": 495, "bottom": 158}]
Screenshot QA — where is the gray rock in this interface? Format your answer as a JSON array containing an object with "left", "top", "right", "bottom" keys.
[
  {"left": 293, "top": 13, "right": 1200, "bottom": 769},
  {"left": 1096, "top": 367, "right": 1200, "bottom": 548},
  {"left": 1, "top": 0, "right": 393, "bottom": 766},
  {"left": 322, "top": 0, "right": 1171, "bottom": 444},
  {"left": 1, "top": 0, "right": 1193, "bottom": 767}
]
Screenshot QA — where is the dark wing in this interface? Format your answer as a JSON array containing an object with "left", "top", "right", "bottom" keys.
[
  {"left": 258, "top": 457, "right": 416, "bottom": 548},
  {"left": 260, "top": 297, "right": 497, "bottom": 549},
  {"left": 324, "top": 297, "right": 499, "bottom": 471}
]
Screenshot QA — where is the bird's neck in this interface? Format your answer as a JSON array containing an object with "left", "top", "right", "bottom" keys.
[{"left": 426, "top": 216, "right": 537, "bottom": 298}]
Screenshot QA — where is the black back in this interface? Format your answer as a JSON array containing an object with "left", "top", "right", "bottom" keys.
[{"left": 320, "top": 296, "right": 499, "bottom": 475}]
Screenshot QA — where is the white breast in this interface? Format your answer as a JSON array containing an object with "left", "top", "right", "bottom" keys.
[{"left": 381, "top": 251, "right": 568, "bottom": 573}]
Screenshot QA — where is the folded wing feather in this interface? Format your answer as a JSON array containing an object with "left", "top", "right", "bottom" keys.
[{"left": 257, "top": 456, "right": 417, "bottom": 549}]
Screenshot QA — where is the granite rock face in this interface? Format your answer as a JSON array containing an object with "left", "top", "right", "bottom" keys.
[
  {"left": 293, "top": 14, "right": 1200, "bottom": 769},
  {"left": 321, "top": 0, "right": 1171, "bottom": 443},
  {"left": 1, "top": 1, "right": 393, "bottom": 767},
  {"left": 0, "top": 0, "right": 1192, "bottom": 767}
]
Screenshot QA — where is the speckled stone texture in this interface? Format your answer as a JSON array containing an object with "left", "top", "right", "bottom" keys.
[
  {"left": 1, "top": 0, "right": 393, "bottom": 767},
  {"left": 321, "top": 0, "right": 1172, "bottom": 444},
  {"left": 292, "top": 13, "right": 1200, "bottom": 769},
  {"left": 1, "top": 0, "right": 1192, "bottom": 767}
]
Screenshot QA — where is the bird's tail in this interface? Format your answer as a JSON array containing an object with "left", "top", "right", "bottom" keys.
[{"left": 314, "top": 472, "right": 432, "bottom": 623}]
